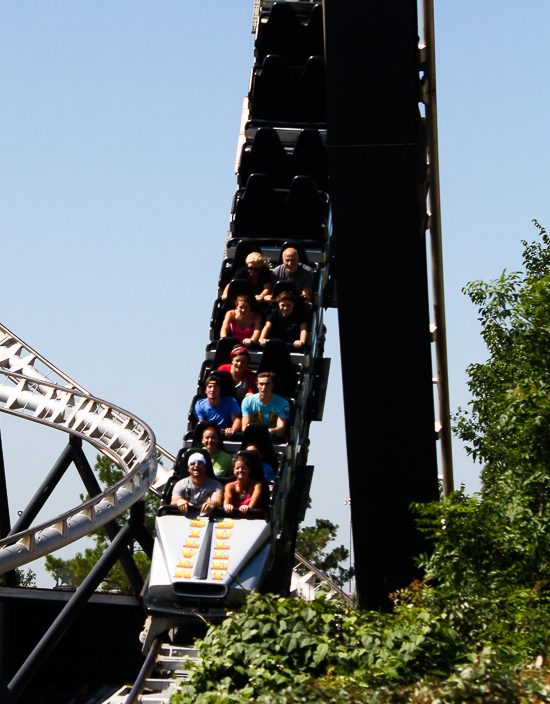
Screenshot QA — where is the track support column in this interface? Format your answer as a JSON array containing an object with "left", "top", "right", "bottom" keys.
[{"left": 324, "top": 0, "right": 440, "bottom": 609}]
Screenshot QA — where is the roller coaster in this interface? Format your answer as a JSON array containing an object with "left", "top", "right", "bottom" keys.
[{"left": 0, "top": 0, "right": 450, "bottom": 701}]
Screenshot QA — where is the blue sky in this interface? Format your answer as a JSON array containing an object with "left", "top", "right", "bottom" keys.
[{"left": 1, "top": 1, "right": 549, "bottom": 586}]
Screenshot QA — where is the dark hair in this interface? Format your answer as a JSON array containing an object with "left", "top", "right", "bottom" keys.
[
  {"left": 201, "top": 423, "right": 222, "bottom": 443},
  {"left": 233, "top": 452, "right": 252, "bottom": 471},
  {"left": 241, "top": 422, "right": 277, "bottom": 469},
  {"left": 275, "top": 292, "right": 296, "bottom": 305},
  {"left": 233, "top": 450, "right": 264, "bottom": 481}
]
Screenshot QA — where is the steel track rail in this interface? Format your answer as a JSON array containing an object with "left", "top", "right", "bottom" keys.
[
  {"left": 0, "top": 322, "right": 176, "bottom": 476},
  {"left": 420, "top": 0, "right": 454, "bottom": 495},
  {"left": 294, "top": 552, "right": 355, "bottom": 606},
  {"left": 123, "top": 637, "right": 162, "bottom": 704},
  {"left": 0, "top": 322, "right": 166, "bottom": 573},
  {"left": 0, "top": 370, "right": 157, "bottom": 572}
]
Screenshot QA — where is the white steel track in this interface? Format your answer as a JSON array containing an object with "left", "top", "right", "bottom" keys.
[
  {"left": 0, "top": 323, "right": 175, "bottom": 474},
  {"left": 0, "top": 323, "right": 170, "bottom": 573}
]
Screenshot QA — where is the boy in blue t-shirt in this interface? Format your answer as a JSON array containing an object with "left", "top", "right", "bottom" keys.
[{"left": 194, "top": 377, "right": 241, "bottom": 437}]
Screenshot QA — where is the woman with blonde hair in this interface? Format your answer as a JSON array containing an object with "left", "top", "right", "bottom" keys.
[{"left": 222, "top": 251, "right": 272, "bottom": 302}]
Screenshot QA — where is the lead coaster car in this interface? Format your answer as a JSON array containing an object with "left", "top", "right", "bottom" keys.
[{"left": 143, "top": 506, "right": 272, "bottom": 637}]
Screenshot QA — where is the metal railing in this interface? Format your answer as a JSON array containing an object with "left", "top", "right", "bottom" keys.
[
  {"left": 294, "top": 551, "right": 355, "bottom": 606},
  {"left": 419, "top": 0, "right": 454, "bottom": 496},
  {"left": 0, "top": 322, "right": 175, "bottom": 479}
]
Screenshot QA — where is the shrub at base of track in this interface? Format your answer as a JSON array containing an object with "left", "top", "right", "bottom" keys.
[{"left": 170, "top": 569, "right": 550, "bottom": 704}]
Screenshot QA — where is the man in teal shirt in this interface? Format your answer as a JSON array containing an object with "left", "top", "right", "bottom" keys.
[{"left": 241, "top": 371, "right": 289, "bottom": 436}]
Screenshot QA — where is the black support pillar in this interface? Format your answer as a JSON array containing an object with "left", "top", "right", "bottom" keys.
[{"left": 324, "top": 0, "right": 439, "bottom": 609}]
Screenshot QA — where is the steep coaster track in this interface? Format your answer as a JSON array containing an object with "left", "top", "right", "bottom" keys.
[
  {"left": 1, "top": 2, "right": 332, "bottom": 698},
  {"left": 137, "top": 0, "right": 332, "bottom": 617},
  {"left": 112, "top": 2, "right": 334, "bottom": 699}
]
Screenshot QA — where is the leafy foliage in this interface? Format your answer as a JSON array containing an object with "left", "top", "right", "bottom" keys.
[
  {"left": 169, "top": 225, "right": 550, "bottom": 703},
  {"left": 0, "top": 568, "right": 36, "bottom": 587},
  {"left": 171, "top": 589, "right": 550, "bottom": 704},
  {"left": 295, "top": 518, "right": 354, "bottom": 587},
  {"left": 455, "top": 224, "right": 550, "bottom": 473},
  {"left": 45, "top": 454, "right": 159, "bottom": 592},
  {"left": 413, "top": 490, "right": 550, "bottom": 667},
  {"left": 171, "top": 591, "right": 460, "bottom": 703}
]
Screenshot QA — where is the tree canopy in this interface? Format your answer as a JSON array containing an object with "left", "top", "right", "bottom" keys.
[
  {"left": 295, "top": 518, "right": 354, "bottom": 588},
  {"left": 454, "top": 220, "right": 550, "bottom": 575}
]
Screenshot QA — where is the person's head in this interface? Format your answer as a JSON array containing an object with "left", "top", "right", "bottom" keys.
[
  {"left": 205, "top": 376, "right": 221, "bottom": 403},
  {"left": 187, "top": 452, "right": 208, "bottom": 486},
  {"left": 256, "top": 371, "right": 275, "bottom": 400},
  {"left": 202, "top": 424, "right": 221, "bottom": 454},
  {"left": 230, "top": 344, "right": 251, "bottom": 373},
  {"left": 245, "top": 252, "right": 266, "bottom": 276},
  {"left": 246, "top": 443, "right": 264, "bottom": 459},
  {"left": 233, "top": 452, "right": 252, "bottom": 479},
  {"left": 282, "top": 247, "right": 299, "bottom": 274},
  {"left": 276, "top": 293, "right": 295, "bottom": 317},
  {"left": 241, "top": 422, "right": 276, "bottom": 464},
  {"left": 234, "top": 294, "right": 252, "bottom": 316}
]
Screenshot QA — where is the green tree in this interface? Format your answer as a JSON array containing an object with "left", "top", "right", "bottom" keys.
[
  {"left": 453, "top": 220, "right": 550, "bottom": 577},
  {"left": 45, "top": 453, "right": 159, "bottom": 593},
  {"left": 295, "top": 518, "right": 354, "bottom": 588},
  {"left": 409, "top": 221, "right": 550, "bottom": 663}
]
